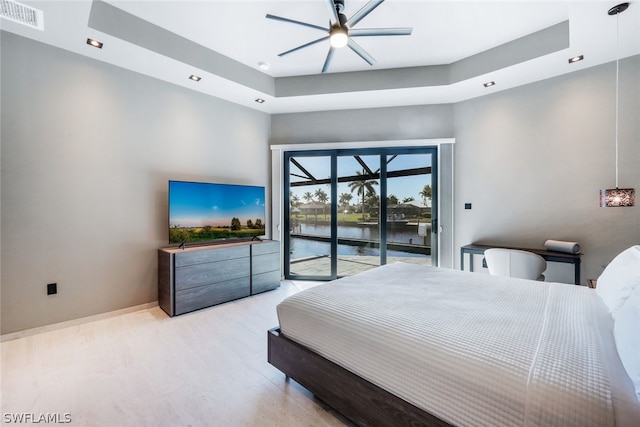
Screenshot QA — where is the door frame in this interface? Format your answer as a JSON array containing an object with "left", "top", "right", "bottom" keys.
[
  {"left": 270, "top": 139, "right": 455, "bottom": 279},
  {"left": 282, "top": 145, "right": 441, "bottom": 281}
]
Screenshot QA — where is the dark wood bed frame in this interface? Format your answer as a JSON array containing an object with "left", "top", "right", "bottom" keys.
[{"left": 267, "top": 327, "right": 452, "bottom": 427}]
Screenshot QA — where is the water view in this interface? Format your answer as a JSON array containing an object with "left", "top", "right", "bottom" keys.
[{"left": 291, "top": 223, "right": 431, "bottom": 260}]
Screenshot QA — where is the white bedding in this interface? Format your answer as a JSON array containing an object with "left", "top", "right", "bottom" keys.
[{"left": 277, "top": 262, "right": 640, "bottom": 427}]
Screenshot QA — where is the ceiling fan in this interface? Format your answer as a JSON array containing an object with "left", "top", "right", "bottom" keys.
[{"left": 266, "top": 0, "right": 412, "bottom": 73}]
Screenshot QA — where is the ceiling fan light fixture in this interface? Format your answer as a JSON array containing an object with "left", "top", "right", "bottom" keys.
[
  {"left": 330, "top": 26, "right": 348, "bottom": 48},
  {"left": 266, "top": 0, "right": 412, "bottom": 72}
]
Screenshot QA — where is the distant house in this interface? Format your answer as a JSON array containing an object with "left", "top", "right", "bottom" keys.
[
  {"left": 299, "top": 202, "right": 327, "bottom": 218},
  {"left": 387, "top": 201, "right": 431, "bottom": 218}
]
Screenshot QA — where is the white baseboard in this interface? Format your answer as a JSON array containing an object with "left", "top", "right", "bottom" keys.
[{"left": 1, "top": 301, "right": 159, "bottom": 343}]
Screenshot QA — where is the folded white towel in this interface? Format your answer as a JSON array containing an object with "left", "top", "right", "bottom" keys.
[{"left": 545, "top": 239, "right": 580, "bottom": 254}]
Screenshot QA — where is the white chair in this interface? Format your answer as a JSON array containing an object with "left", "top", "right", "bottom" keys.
[{"left": 484, "top": 248, "right": 547, "bottom": 281}]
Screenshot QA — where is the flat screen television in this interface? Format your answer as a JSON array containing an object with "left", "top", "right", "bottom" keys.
[{"left": 168, "top": 180, "right": 266, "bottom": 244}]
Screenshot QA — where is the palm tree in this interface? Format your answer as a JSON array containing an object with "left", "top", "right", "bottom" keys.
[
  {"left": 290, "top": 193, "right": 301, "bottom": 223},
  {"left": 348, "top": 170, "right": 379, "bottom": 221},
  {"left": 419, "top": 185, "right": 432, "bottom": 206},
  {"left": 303, "top": 192, "right": 313, "bottom": 203},
  {"left": 339, "top": 193, "right": 353, "bottom": 213},
  {"left": 315, "top": 188, "right": 329, "bottom": 220},
  {"left": 302, "top": 192, "right": 313, "bottom": 220},
  {"left": 290, "top": 192, "right": 300, "bottom": 209}
]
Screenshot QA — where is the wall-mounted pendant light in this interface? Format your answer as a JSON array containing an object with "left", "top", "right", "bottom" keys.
[{"left": 600, "top": 2, "right": 635, "bottom": 207}]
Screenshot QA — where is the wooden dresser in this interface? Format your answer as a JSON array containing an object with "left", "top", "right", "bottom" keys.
[{"left": 158, "top": 240, "right": 280, "bottom": 316}]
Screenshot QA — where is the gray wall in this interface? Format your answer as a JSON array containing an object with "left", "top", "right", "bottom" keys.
[
  {"left": 454, "top": 55, "right": 639, "bottom": 283},
  {"left": 1, "top": 33, "right": 271, "bottom": 334},
  {"left": 271, "top": 55, "right": 640, "bottom": 284},
  {"left": 271, "top": 105, "right": 454, "bottom": 144}
]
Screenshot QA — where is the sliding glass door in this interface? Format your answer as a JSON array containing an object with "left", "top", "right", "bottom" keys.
[
  {"left": 286, "top": 154, "right": 334, "bottom": 278},
  {"left": 384, "top": 152, "right": 436, "bottom": 266},
  {"left": 336, "top": 154, "right": 381, "bottom": 277},
  {"left": 284, "top": 147, "right": 436, "bottom": 281}
]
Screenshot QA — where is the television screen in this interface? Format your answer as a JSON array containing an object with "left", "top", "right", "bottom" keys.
[{"left": 168, "top": 180, "right": 266, "bottom": 244}]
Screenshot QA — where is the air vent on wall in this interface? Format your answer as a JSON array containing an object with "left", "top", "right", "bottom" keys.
[{"left": 0, "top": 0, "right": 44, "bottom": 31}]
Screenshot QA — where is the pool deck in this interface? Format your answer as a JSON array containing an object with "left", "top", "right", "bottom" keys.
[{"left": 289, "top": 255, "right": 432, "bottom": 278}]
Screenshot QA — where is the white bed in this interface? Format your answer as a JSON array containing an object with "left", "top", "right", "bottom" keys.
[{"left": 274, "top": 261, "right": 640, "bottom": 427}]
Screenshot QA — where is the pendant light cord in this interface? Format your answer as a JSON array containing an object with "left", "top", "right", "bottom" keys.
[{"left": 615, "top": 11, "right": 620, "bottom": 188}]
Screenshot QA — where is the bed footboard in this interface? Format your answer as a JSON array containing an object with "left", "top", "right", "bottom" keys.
[{"left": 267, "top": 327, "right": 451, "bottom": 427}]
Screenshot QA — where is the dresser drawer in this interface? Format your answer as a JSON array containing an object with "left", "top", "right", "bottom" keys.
[
  {"left": 252, "top": 252, "right": 280, "bottom": 276},
  {"left": 252, "top": 270, "right": 280, "bottom": 294},
  {"left": 252, "top": 240, "right": 279, "bottom": 256},
  {"left": 175, "top": 245, "right": 249, "bottom": 267},
  {"left": 175, "top": 277, "right": 250, "bottom": 315},
  {"left": 175, "top": 257, "right": 250, "bottom": 291}
]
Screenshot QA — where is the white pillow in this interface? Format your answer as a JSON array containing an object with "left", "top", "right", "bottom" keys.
[
  {"left": 613, "top": 285, "right": 640, "bottom": 400},
  {"left": 595, "top": 245, "right": 640, "bottom": 317}
]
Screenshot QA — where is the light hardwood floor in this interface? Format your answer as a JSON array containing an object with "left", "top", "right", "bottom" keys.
[{"left": 1, "top": 281, "right": 352, "bottom": 426}]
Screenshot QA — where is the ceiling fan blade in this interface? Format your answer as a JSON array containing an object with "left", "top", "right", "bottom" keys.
[
  {"left": 321, "top": 47, "right": 336, "bottom": 73},
  {"left": 266, "top": 14, "right": 328, "bottom": 32},
  {"left": 347, "top": 38, "right": 376, "bottom": 66},
  {"left": 325, "top": 0, "right": 339, "bottom": 24},
  {"left": 349, "top": 27, "right": 412, "bottom": 37},
  {"left": 278, "top": 36, "right": 330, "bottom": 57},
  {"left": 346, "top": 0, "right": 385, "bottom": 28}
]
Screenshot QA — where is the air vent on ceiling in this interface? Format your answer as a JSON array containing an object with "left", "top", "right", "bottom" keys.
[{"left": 0, "top": 0, "right": 44, "bottom": 31}]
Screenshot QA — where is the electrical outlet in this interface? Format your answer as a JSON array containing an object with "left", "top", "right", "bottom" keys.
[{"left": 47, "top": 283, "right": 57, "bottom": 295}]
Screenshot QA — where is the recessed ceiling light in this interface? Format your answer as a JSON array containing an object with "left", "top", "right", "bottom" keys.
[
  {"left": 86, "top": 38, "right": 103, "bottom": 49},
  {"left": 568, "top": 55, "right": 584, "bottom": 64},
  {"left": 483, "top": 81, "right": 495, "bottom": 88},
  {"left": 255, "top": 98, "right": 266, "bottom": 104},
  {"left": 189, "top": 75, "right": 201, "bottom": 82},
  {"left": 258, "top": 61, "right": 270, "bottom": 71}
]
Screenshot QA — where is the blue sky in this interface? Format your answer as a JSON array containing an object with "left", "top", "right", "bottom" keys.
[
  {"left": 290, "top": 153, "right": 433, "bottom": 204},
  {"left": 170, "top": 181, "right": 265, "bottom": 228}
]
